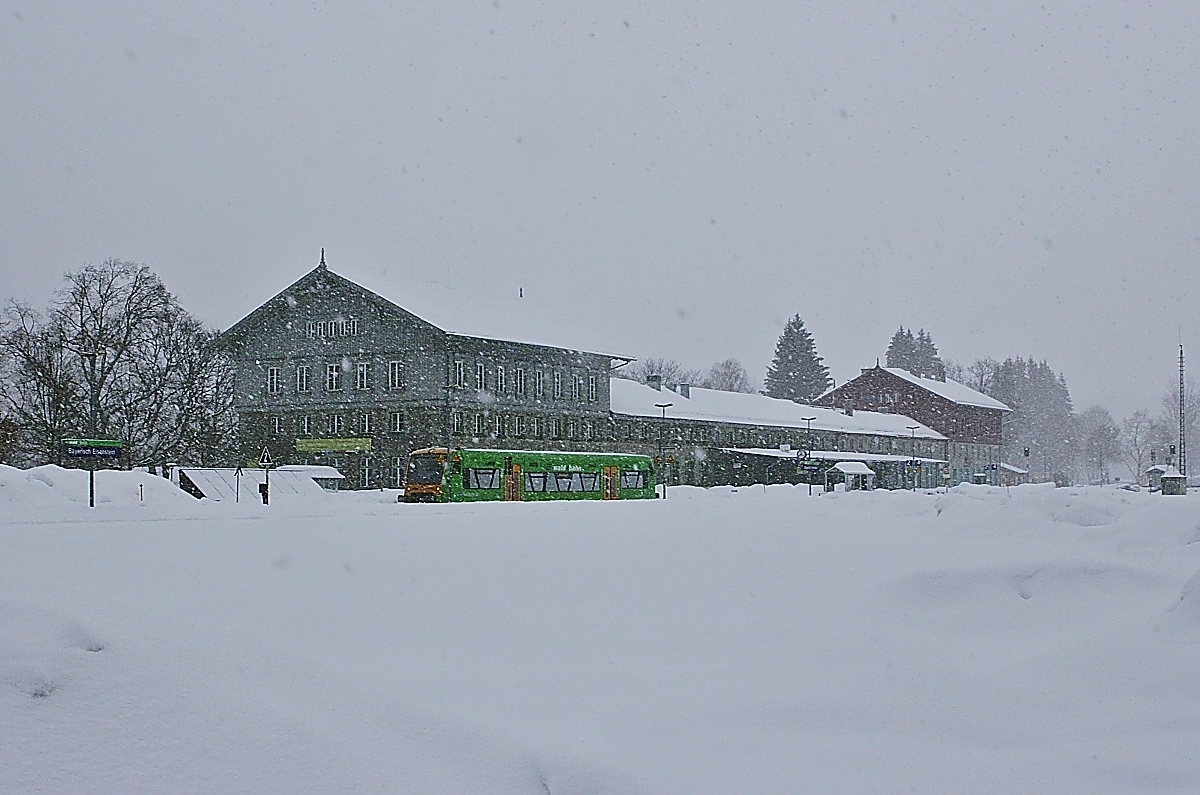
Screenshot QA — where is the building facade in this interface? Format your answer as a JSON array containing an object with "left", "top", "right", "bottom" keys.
[
  {"left": 222, "top": 262, "right": 1004, "bottom": 491},
  {"left": 815, "top": 366, "right": 1010, "bottom": 485},
  {"left": 219, "top": 258, "right": 620, "bottom": 489}
]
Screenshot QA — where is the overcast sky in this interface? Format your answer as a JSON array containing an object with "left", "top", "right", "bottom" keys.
[{"left": 3, "top": 2, "right": 1197, "bottom": 418}]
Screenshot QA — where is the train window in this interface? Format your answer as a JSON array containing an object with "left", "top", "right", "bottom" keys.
[
  {"left": 523, "top": 472, "right": 547, "bottom": 492},
  {"left": 620, "top": 470, "right": 647, "bottom": 489},
  {"left": 466, "top": 468, "right": 500, "bottom": 489}
]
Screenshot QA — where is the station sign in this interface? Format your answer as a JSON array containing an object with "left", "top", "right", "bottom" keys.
[{"left": 61, "top": 438, "right": 123, "bottom": 459}]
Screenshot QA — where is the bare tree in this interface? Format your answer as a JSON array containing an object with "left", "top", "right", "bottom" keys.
[
  {"left": 1, "top": 259, "right": 237, "bottom": 467},
  {"left": 1120, "top": 409, "right": 1154, "bottom": 482},
  {"left": 702, "top": 358, "right": 755, "bottom": 393},
  {"left": 1077, "top": 405, "right": 1120, "bottom": 484},
  {"left": 616, "top": 357, "right": 704, "bottom": 388}
]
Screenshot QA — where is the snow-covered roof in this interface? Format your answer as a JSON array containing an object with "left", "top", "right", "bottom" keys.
[
  {"left": 1000, "top": 463, "right": 1029, "bottom": 474},
  {"left": 722, "top": 448, "right": 947, "bottom": 464},
  {"left": 344, "top": 268, "right": 633, "bottom": 359},
  {"left": 881, "top": 368, "right": 1011, "bottom": 411},
  {"left": 834, "top": 461, "right": 875, "bottom": 475},
  {"left": 611, "top": 379, "right": 946, "bottom": 439},
  {"left": 276, "top": 465, "right": 345, "bottom": 480},
  {"left": 177, "top": 468, "right": 331, "bottom": 500}
]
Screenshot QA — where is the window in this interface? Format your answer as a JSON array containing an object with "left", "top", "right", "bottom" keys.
[
  {"left": 329, "top": 414, "right": 345, "bottom": 435},
  {"left": 515, "top": 368, "right": 525, "bottom": 396},
  {"left": 356, "top": 362, "right": 371, "bottom": 391},
  {"left": 349, "top": 318, "right": 359, "bottom": 336},
  {"left": 567, "top": 420, "right": 577, "bottom": 439},
  {"left": 299, "top": 415, "right": 311, "bottom": 435},
  {"left": 476, "top": 362, "right": 486, "bottom": 391},
  {"left": 455, "top": 361, "right": 466, "bottom": 388},
  {"left": 308, "top": 317, "right": 358, "bottom": 337},
  {"left": 360, "top": 413, "right": 372, "bottom": 435},
  {"left": 535, "top": 371, "right": 544, "bottom": 399},
  {"left": 360, "top": 456, "right": 372, "bottom": 487},
  {"left": 326, "top": 364, "right": 342, "bottom": 391},
  {"left": 474, "top": 413, "right": 485, "bottom": 435},
  {"left": 267, "top": 367, "right": 281, "bottom": 394},
  {"left": 465, "top": 468, "right": 501, "bottom": 489},
  {"left": 531, "top": 417, "right": 542, "bottom": 438},
  {"left": 582, "top": 421, "right": 592, "bottom": 440},
  {"left": 549, "top": 417, "right": 559, "bottom": 438},
  {"left": 390, "top": 411, "right": 404, "bottom": 433},
  {"left": 538, "top": 471, "right": 600, "bottom": 492},
  {"left": 588, "top": 374, "right": 597, "bottom": 402},
  {"left": 553, "top": 371, "right": 562, "bottom": 399},
  {"left": 496, "top": 365, "right": 506, "bottom": 394},
  {"left": 571, "top": 375, "right": 580, "bottom": 401},
  {"left": 620, "top": 470, "right": 648, "bottom": 489},
  {"left": 393, "top": 457, "right": 405, "bottom": 488},
  {"left": 388, "top": 361, "right": 403, "bottom": 390},
  {"left": 513, "top": 415, "right": 525, "bottom": 437},
  {"left": 494, "top": 414, "right": 504, "bottom": 437},
  {"left": 296, "top": 365, "right": 311, "bottom": 393},
  {"left": 306, "top": 321, "right": 316, "bottom": 337},
  {"left": 452, "top": 412, "right": 463, "bottom": 434},
  {"left": 272, "top": 417, "right": 283, "bottom": 434}
]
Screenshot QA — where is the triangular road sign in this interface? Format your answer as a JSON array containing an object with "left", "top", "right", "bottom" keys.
[{"left": 259, "top": 447, "right": 273, "bottom": 467}]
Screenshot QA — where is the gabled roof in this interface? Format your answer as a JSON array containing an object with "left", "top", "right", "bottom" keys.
[
  {"left": 219, "top": 261, "right": 631, "bottom": 360},
  {"left": 880, "top": 368, "right": 1011, "bottom": 411},
  {"left": 611, "top": 378, "right": 946, "bottom": 439},
  {"left": 820, "top": 366, "right": 1011, "bottom": 412},
  {"left": 218, "top": 264, "right": 436, "bottom": 345}
]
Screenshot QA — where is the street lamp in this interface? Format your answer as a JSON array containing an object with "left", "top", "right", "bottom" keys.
[
  {"left": 907, "top": 425, "right": 920, "bottom": 491},
  {"left": 801, "top": 417, "right": 816, "bottom": 495},
  {"left": 655, "top": 402, "right": 673, "bottom": 499}
]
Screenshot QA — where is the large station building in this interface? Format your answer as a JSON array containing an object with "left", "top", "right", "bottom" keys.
[{"left": 220, "top": 258, "right": 1006, "bottom": 489}]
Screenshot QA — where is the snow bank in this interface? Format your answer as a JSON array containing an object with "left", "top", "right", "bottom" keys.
[{"left": 2, "top": 480, "right": 1199, "bottom": 792}]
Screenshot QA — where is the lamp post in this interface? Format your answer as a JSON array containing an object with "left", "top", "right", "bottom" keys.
[
  {"left": 80, "top": 348, "right": 101, "bottom": 508},
  {"left": 907, "top": 425, "right": 920, "bottom": 491},
  {"left": 801, "top": 417, "right": 816, "bottom": 495},
  {"left": 655, "top": 402, "right": 673, "bottom": 499}
]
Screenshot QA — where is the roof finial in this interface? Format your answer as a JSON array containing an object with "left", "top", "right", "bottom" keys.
[{"left": 319, "top": 248, "right": 326, "bottom": 269}]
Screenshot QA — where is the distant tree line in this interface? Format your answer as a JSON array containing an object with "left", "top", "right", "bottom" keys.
[{"left": 0, "top": 259, "right": 236, "bottom": 468}]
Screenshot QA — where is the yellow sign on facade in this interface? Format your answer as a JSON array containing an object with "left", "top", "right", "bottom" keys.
[{"left": 295, "top": 437, "right": 373, "bottom": 453}]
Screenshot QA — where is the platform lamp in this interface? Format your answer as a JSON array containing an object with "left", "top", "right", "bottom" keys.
[
  {"left": 655, "top": 402, "right": 673, "bottom": 499},
  {"left": 801, "top": 417, "right": 816, "bottom": 495},
  {"left": 907, "top": 425, "right": 920, "bottom": 491}
]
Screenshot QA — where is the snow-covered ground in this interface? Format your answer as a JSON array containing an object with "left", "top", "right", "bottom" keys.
[{"left": 3, "top": 465, "right": 1199, "bottom": 793}]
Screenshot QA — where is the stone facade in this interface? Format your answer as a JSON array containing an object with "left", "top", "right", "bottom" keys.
[
  {"left": 815, "top": 366, "right": 1009, "bottom": 485},
  {"left": 220, "top": 261, "right": 619, "bottom": 489}
]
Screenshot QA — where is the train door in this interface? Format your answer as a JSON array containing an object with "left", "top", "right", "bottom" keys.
[
  {"left": 503, "top": 457, "right": 522, "bottom": 501},
  {"left": 602, "top": 466, "right": 619, "bottom": 500}
]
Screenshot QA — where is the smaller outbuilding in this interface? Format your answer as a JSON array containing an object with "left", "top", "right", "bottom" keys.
[
  {"left": 829, "top": 461, "right": 875, "bottom": 491},
  {"left": 1160, "top": 466, "right": 1188, "bottom": 496},
  {"left": 1145, "top": 464, "right": 1170, "bottom": 491}
]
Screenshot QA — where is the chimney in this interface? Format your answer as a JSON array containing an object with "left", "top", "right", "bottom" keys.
[
  {"left": 679, "top": 383, "right": 690, "bottom": 399},
  {"left": 647, "top": 374, "right": 662, "bottom": 391},
  {"left": 843, "top": 398, "right": 854, "bottom": 416}
]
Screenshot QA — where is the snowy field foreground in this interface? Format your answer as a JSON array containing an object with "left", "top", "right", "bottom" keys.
[{"left": 3, "top": 466, "right": 1200, "bottom": 793}]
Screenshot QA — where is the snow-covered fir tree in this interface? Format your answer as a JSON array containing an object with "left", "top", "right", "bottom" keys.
[
  {"left": 764, "top": 315, "right": 831, "bottom": 402},
  {"left": 885, "top": 326, "right": 945, "bottom": 380}
]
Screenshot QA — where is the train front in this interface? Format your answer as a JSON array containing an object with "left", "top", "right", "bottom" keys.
[{"left": 403, "top": 448, "right": 449, "bottom": 502}]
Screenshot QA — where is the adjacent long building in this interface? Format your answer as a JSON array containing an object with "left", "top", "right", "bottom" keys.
[{"left": 220, "top": 259, "right": 1003, "bottom": 489}]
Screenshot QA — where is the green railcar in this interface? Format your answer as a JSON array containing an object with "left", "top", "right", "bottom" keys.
[{"left": 403, "top": 447, "right": 656, "bottom": 503}]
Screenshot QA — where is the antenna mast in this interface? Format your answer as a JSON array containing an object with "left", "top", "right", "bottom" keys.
[{"left": 1180, "top": 344, "right": 1187, "bottom": 476}]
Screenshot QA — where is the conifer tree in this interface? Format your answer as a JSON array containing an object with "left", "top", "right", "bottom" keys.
[
  {"left": 885, "top": 327, "right": 917, "bottom": 372},
  {"left": 913, "top": 329, "right": 946, "bottom": 381},
  {"left": 764, "top": 315, "right": 831, "bottom": 402}
]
